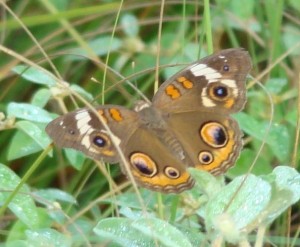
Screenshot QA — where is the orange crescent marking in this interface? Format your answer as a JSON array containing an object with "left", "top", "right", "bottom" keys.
[
  {"left": 224, "top": 98, "right": 234, "bottom": 108},
  {"left": 177, "top": 76, "right": 193, "bottom": 89},
  {"left": 165, "top": 85, "right": 181, "bottom": 99},
  {"left": 110, "top": 108, "right": 123, "bottom": 122}
]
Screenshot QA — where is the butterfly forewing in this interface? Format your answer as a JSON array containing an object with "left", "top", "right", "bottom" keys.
[
  {"left": 46, "top": 105, "right": 139, "bottom": 163},
  {"left": 152, "top": 48, "right": 252, "bottom": 114}
]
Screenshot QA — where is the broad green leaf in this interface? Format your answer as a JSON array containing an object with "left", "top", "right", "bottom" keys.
[
  {"left": 94, "top": 218, "right": 154, "bottom": 247},
  {"left": 68, "top": 36, "right": 122, "bottom": 61},
  {"left": 273, "top": 166, "right": 300, "bottom": 203},
  {"left": 8, "top": 130, "right": 43, "bottom": 160},
  {"left": 206, "top": 174, "right": 271, "bottom": 232},
  {"left": 132, "top": 218, "right": 193, "bottom": 247},
  {"left": 70, "top": 84, "right": 93, "bottom": 101},
  {"left": 121, "top": 14, "right": 139, "bottom": 37},
  {"left": 33, "top": 188, "right": 77, "bottom": 205},
  {"left": 265, "top": 78, "right": 287, "bottom": 94},
  {"left": 229, "top": 0, "right": 255, "bottom": 19},
  {"left": 68, "top": 219, "right": 94, "bottom": 243},
  {"left": 94, "top": 217, "right": 193, "bottom": 247},
  {"left": 12, "top": 65, "right": 56, "bottom": 86},
  {"left": 188, "top": 168, "right": 224, "bottom": 197},
  {"left": 228, "top": 148, "right": 273, "bottom": 177},
  {"left": 5, "top": 240, "right": 28, "bottom": 247},
  {"left": 236, "top": 112, "right": 290, "bottom": 162},
  {"left": 31, "top": 88, "right": 51, "bottom": 107},
  {"left": 248, "top": 166, "right": 300, "bottom": 229},
  {"left": 64, "top": 148, "right": 85, "bottom": 170},
  {"left": 283, "top": 25, "right": 300, "bottom": 55},
  {"left": 15, "top": 121, "right": 51, "bottom": 149},
  {"left": 7, "top": 102, "right": 53, "bottom": 123},
  {"left": 25, "top": 228, "right": 71, "bottom": 247},
  {"left": 0, "top": 164, "right": 39, "bottom": 228},
  {"left": 289, "top": 0, "right": 300, "bottom": 12}
]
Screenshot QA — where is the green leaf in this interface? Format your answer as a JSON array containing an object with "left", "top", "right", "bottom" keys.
[
  {"left": 12, "top": 65, "right": 56, "bottom": 86},
  {"left": 25, "top": 228, "right": 71, "bottom": 247},
  {"left": 94, "top": 217, "right": 193, "bottom": 247},
  {"left": 31, "top": 88, "right": 52, "bottom": 107},
  {"left": 15, "top": 121, "right": 51, "bottom": 149},
  {"left": 94, "top": 218, "right": 153, "bottom": 247},
  {"left": 236, "top": 112, "right": 290, "bottom": 162},
  {"left": 68, "top": 36, "right": 122, "bottom": 61},
  {"left": 229, "top": 0, "right": 255, "bottom": 19},
  {"left": 64, "top": 148, "right": 85, "bottom": 170},
  {"left": 131, "top": 218, "right": 193, "bottom": 247},
  {"left": 283, "top": 25, "right": 300, "bottom": 55},
  {"left": 265, "top": 78, "right": 288, "bottom": 94},
  {"left": 249, "top": 166, "right": 300, "bottom": 228},
  {"left": 7, "top": 102, "right": 54, "bottom": 123},
  {"left": 273, "top": 166, "right": 300, "bottom": 203},
  {"left": 8, "top": 130, "right": 43, "bottom": 160},
  {"left": 33, "top": 188, "right": 77, "bottom": 205},
  {"left": 70, "top": 84, "right": 93, "bottom": 101},
  {"left": 188, "top": 168, "right": 224, "bottom": 197},
  {"left": 121, "top": 14, "right": 139, "bottom": 37},
  {"left": 206, "top": 174, "right": 271, "bottom": 231},
  {"left": 0, "top": 164, "right": 39, "bottom": 229},
  {"left": 228, "top": 148, "right": 273, "bottom": 177},
  {"left": 289, "top": 0, "right": 300, "bottom": 12}
]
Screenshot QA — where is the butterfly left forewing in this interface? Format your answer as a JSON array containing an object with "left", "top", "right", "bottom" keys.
[
  {"left": 46, "top": 105, "right": 139, "bottom": 163},
  {"left": 153, "top": 48, "right": 252, "bottom": 114}
]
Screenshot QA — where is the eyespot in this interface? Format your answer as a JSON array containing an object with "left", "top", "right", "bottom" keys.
[
  {"left": 198, "top": 151, "right": 214, "bottom": 165},
  {"left": 130, "top": 153, "right": 157, "bottom": 177},
  {"left": 68, "top": 129, "right": 76, "bottom": 135},
  {"left": 165, "top": 167, "right": 180, "bottom": 179},
  {"left": 93, "top": 134, "right": 108, "bottom": 148},
  {"left": 200, "top": 122, "right": 228, "bottom": 148},
  {"left": 213, "top": 86, "right": 228, "bottom": 98},
  {"left": 223, "top": 64, "right": 229, "bottom": 71}
]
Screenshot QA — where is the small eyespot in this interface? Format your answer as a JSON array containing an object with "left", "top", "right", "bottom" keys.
[
  {"left": 130, "top": 153, "right": 157, "bottom": 177},
  {"left": 93, "top": 135, "right": 107, "bottom": 147},
  {"left": 165, "top": 167, "right": 180, "bottom": 179},
  {"left": 223, "top": 64, "right": 229, "bottom": 71},
  {"left": 198, "top": 151, "right": 213, "bottom": 165},
  {"left": 200, "top": 122, "right": 228, "bottom": 148},
  {"left": 68, "top": 129, "right": 76, "bottom": 135},
  {"left": 213, "top": 86, "right": 228, "bottom": 98}
]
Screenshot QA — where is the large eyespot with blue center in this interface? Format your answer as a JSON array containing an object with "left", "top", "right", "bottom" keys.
[
  {"left": 208, "top": 83, "right": 229, "bottom": 100},
  {"left": 200, "top": 122, "right": 228, "bottom": 148},
  {"left": 198, "top": 151, "right": 214, "bottom": 165},
  {"left": 93, "top": 133, "right": 110, "bottom": 148},
  {"left": 130, "top": 153, "right": 157, "bottom": 177},
  {"left": 165, "top": 167, "right": 180, "bottom": 179}
]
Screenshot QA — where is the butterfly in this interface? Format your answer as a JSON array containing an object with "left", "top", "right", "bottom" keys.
[{"left": 46, "top": 48, "right": 252, "bottom": 193}]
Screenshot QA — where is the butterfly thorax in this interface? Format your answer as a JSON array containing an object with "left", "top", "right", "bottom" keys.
[
  {"left": 133, "top": 100, "right": 188, "bottom": 163},
  {"left": 133, "top": 100, "right": 167, "bottom": 130}
]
